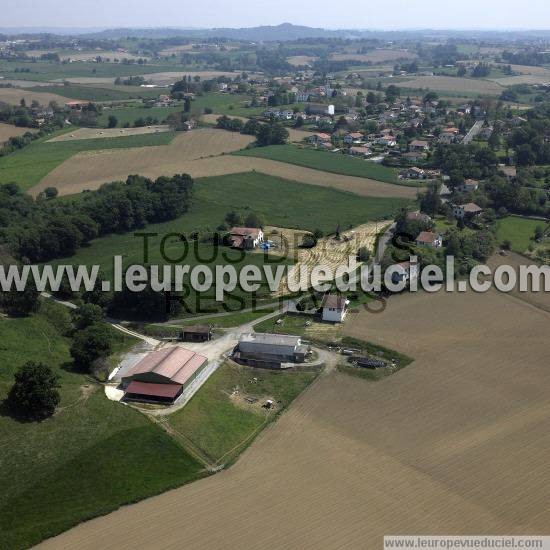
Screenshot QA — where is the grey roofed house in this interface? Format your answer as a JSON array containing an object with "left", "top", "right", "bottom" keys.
[{"left": 234, "top": 333, "right": 308, "bottom": 369}]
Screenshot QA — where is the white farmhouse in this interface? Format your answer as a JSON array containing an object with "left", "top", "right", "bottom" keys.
[{"left": 321, "top": 294, "right": 349, "bottom": 323}]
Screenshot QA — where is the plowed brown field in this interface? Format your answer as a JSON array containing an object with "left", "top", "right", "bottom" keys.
[{"left": 38, "top": 288, "right": 550, "bottom": 549}]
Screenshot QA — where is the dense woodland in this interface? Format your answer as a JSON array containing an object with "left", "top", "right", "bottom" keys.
[{"left": 0, "top": 174, "right": 194, "bottom": 263}]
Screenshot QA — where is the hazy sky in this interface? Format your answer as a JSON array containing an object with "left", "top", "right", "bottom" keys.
[{"left": 2, "top": 0, "right": 549, "bottom": 30}]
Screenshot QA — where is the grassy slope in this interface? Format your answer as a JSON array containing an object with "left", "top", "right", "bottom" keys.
[
  {"left": 0, "top": 302, "right": 203, "bottom": 549},
  {"left": 53, "top": 171, "right": 410, "bottom": 273},
  {"left": 167, "top": 362, "right": 319, "bottom": 465},
  {"left": 495, "top": 216, "right": 544, "bottom": 253},
  {"left": 233, "top": 145, "right": 414, "bottom": 185},
  {"left": 0, "top": 60, "right": 177, "bottom": 81},
  {"left": 0, "top": 130, "right": 176, "bottom": 190},
  {"left": 97, "top": 93, "right": 262, "bottom": 127},
  {"left": 49, "top": 171, "right": 408, "bottom": 313},
  {"left": 27, "top": 84, "right": 161, "bottom": 102}
]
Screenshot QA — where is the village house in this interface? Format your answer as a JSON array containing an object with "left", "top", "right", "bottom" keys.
[
  {"left": 229, "top": 227, "right": 264, "bottom": 250},
  {"left": 343, "top": 132, "right": 364, "bottom": 145},
  {"left": 409, "top": 139, "right": 430, "bottom": 152},
  {"left": 321, "top": 294, "right": 349, "bottom": 323},
  {"left": 402, "top": 151, "right": 426, "bottom": 163},
  {"left": 452, "top": 203, "right": 483, "bottom": 219},
  {"left": 349, "top": 146, "right": 371, "bottom": 157},
  {"left": 308, "top": 132, "right": 332, "bottom": 145},
  {"left": 400, "top": 167, "right": 425, "bottom": 180},
  {"left": 406, "top": 211, "right": 432, "bottom": 223},
  {"left": 415, "top": 231, "right": 443, "bottom": 248},
  {"left": 457, "top": 179, "right": 479, "bottom": 193},
  {"left": 182, "top": 119, "right": 196, "bottom": 131},
  {"left": 377, "top": 136, "right": 397, "bottom": 147},
  {"left": 391, "top": 261, "right": 419, "bottom": 285},
  {"left": 306, "top": 103, "right": 335, "bottom": 116}
]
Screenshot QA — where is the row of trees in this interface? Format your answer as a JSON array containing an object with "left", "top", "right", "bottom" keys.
[
  {"left": 0, "top": 173, "right": 194, "bottom": 263},
  {"left": 216, "top": 115, "right": 289, "bottom": 146}
]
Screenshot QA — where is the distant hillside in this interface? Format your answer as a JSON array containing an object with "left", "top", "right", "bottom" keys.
[{"left": 83, "top": 23, "right": 356, "bottom": 41}]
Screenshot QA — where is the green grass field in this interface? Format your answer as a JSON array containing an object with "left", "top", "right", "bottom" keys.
[
  {"left": 0, "top": 301, "right": 203, "bottom": 549},
  {"left": 234, "top": 145, "right": 413, "bottom": 185},
  {"left": 167, "top": 361, "right": 319, "bottom": 465},
  {"left": 27, "top": 84, "right": 162, "bottom": 102},
  {"left": 97, "top": 104, "right": 182, "bottom": 126},
  {"left": 56, "top": 171, "right": 409, "bottom": 271},
  {"left": 0, "top": 59, "right": 178, "bottom": 82},
  {"left": 191, "top": 93, "right": 264, "bottom": 117},
  {"left": 49, "top": 171, "right": 409, "bottom": 313},
  {"left": 95, "top": 93, "right": 262, "bottom": 127},
  {"left": 0, "top": 130, "right": 176, "bottom": 190},
  {"left": 495, "top": 216, "right": 546, "bottom": 252}
]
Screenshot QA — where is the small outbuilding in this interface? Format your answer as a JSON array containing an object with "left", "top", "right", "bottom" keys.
[
  {"left": 182, "top": 324, "right": 212, "bottom": 342},
  {"left": 321, "top": 294, "right": 349, "bottom": 323}
]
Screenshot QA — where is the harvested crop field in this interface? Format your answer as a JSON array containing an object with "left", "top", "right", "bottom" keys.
[
  {"left": 399, "top": 75, "right": 503, "bottom": 94},
  {"left": 330, "top": 49, "right": 417, "bottom": 63},
  {"left": 0, "top": 122, "right": 35, "bottom": 144},
  {"left": 286, "top": 55, "right": 317, "bottom": 66},
  {"left": 492, "top": 74, "right": 550, "bottom": 86},
  {"left": 38, "top": 288, "right": 550, "bottom": 549},
  {"left": 0, "top": 87, "right": 79, "bottom": 106},
  {"left": 33, "top": 145, "right": 417, "bottom": 199},
  {"left": 47, "top": 125, "right": 171, "bottom": 142}
]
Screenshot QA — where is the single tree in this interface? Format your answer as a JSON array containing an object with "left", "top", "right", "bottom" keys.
[{"left": 7, "top": 362, "right": 60, "bottom": 420}]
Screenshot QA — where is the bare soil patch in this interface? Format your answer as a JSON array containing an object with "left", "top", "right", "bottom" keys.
[{"left": 37, "top": 289, "right": 550, "bottom": 549}]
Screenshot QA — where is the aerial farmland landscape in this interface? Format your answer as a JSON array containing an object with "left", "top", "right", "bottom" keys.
[{"left": 0, "top": 2, "right": 549, "bottom": 549}]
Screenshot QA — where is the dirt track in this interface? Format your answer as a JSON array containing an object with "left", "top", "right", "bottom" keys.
[
  {"left": 31, "top": 134, "right": 417, "bottom": 199},
  {"left": 37, "top": 288, "right": 550, "bottom": 549}
]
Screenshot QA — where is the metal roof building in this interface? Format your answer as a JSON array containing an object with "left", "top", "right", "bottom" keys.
[
  {"left": 235, "top": 333, "right": 308, "bottom": 369},
  {"left": 122, "top": 346, "right": 208, "bottom": 403}
]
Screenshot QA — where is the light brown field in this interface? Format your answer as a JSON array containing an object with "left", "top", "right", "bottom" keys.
[
  {"left": 0, "top": 122, "right": 35, "bottom": 144},
  {"left": 136, "top": 71, "right": 253, "bottom": 85},
  {"left": 286, "top": 55, "right": 317, "bottom": 67},
  {"left": 0, "top": 87, "right": 78, "bottom": 106},
  {"left": 330, "top": 49, "right": 417, "bottom": 63},
  {"left": 497, "top": 63, "right": 550, "bottom": 76},
  {"left": 492, "top": 74, "right": 550, "bottom": 86},
  {"left": 46, "top": 125, "right": 171, "bottom": 142},
  {"left": 273, "top": 222, "right": 382, "bottom": 296},
  {"left": 32, "top": 135, "right": 417, "bottom": 199},
  {"left": 60, "top": 51, "right": 149, "bottom": 62},
  {"left": 399, "top": 75, "right": 504, "bottom": 94},
  {"left": 38, "top": 288, "right": 550, "bottom": 549}
]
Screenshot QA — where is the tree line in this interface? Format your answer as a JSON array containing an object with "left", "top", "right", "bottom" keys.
[{"left": 0, "top": 173, "right": 194, "bottom": 264}]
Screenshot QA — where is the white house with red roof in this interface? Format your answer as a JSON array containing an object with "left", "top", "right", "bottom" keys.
[
  {"left": 229, "top": 227, "right": 264, "bottom": 250},
  {"left": 321, "top": 294, "right": 349, "bottom": 323}
]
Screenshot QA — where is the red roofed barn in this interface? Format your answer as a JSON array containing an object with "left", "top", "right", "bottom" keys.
[{"left": 122, "top": 346, "right": 208, "bottom": 403}]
